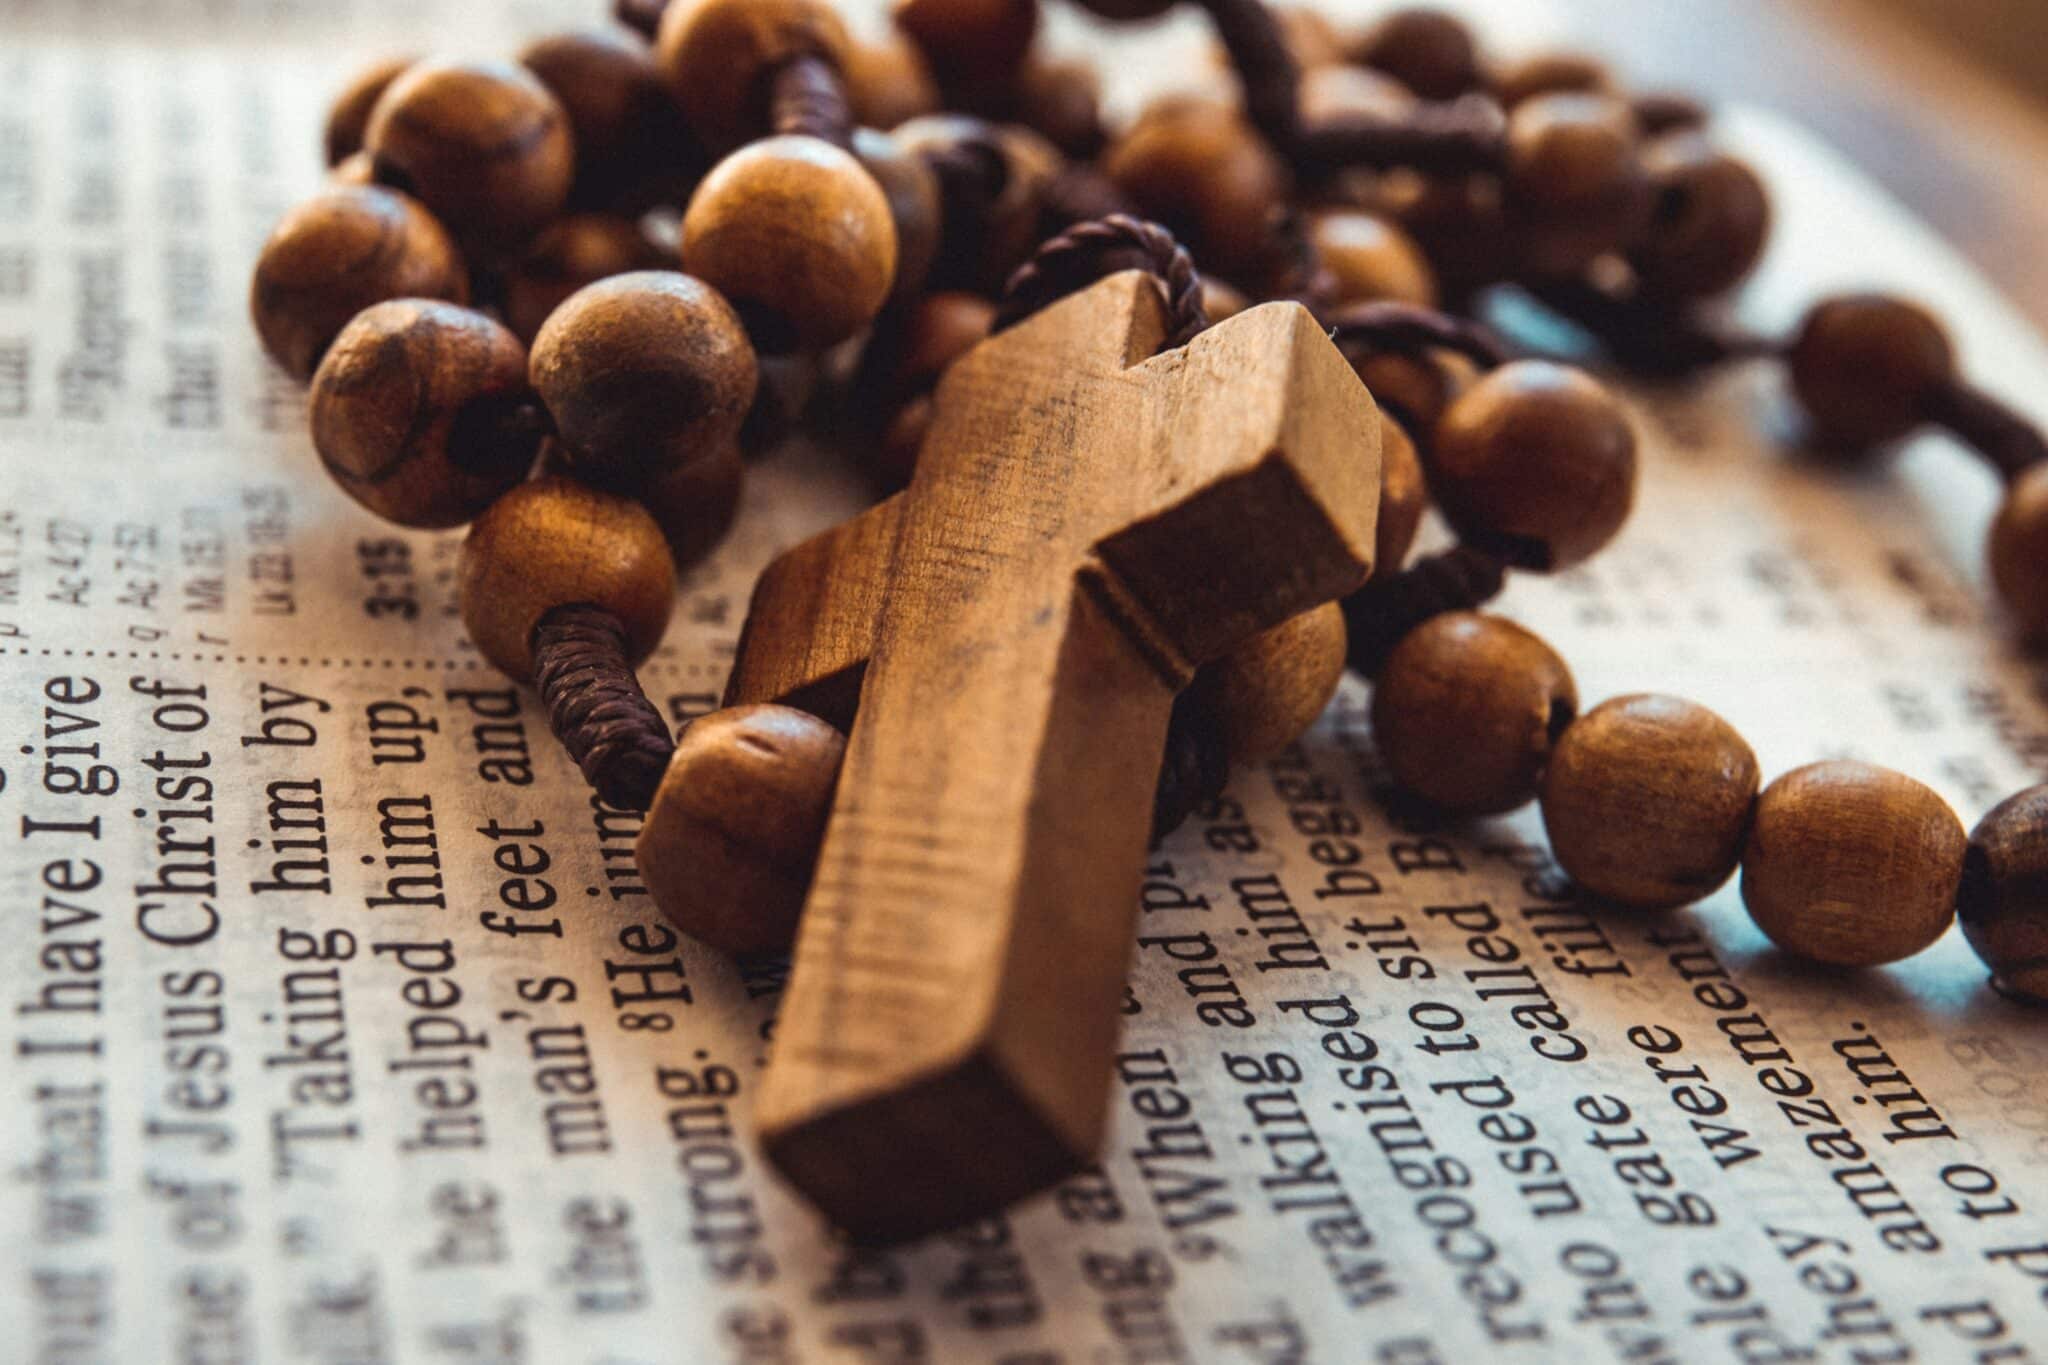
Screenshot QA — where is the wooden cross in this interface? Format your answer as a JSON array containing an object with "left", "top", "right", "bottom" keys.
[{"left": 727, "top": 272, "right": 1380, "bottom": 1242}]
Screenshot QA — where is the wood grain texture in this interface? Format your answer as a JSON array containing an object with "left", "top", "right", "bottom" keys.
[{"left": 726, "top": 271, "right": 1377, "bottom": 1241}]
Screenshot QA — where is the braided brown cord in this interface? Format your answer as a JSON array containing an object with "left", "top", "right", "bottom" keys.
[
  {"left": 993, "top": 214, "right": 1209, "bottom": 349},
  {"left": 1927, "top": 379, "right": 2048, "bottom": 483},
  {"left": 1327, "top": 300, "right": 1511, "bottom": 371},
  {"left": 1633, "top": 92, "right": 1710, "bottom": 137},
  {"left": 769, "top": 54, "right": 855, "bottom": 149},
  {"left": 1193, "top": 0, "right": 1301, "bottom": 155},
  {"left": 532, "top": 604, "right": 676, "bottom": 812},
  {"left": 613, "top": 0, "right": 667, "bottom": 39},
  {"left": 1342, "top": 545, "right": 1507, "bottom": 677},
  {"left": 1523, "top": 277, "right": 1781, "bottom": 377}
]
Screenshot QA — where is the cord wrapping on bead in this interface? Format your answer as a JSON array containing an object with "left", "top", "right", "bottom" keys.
[
  {"left": 532, "top": 603, "right": 677, "bottom": 812},
  {"left": 1293, "top": 95, "right": 1509, "bottom": 177},
  {"left": 1925, "top": 378, "right": 2048, "bottom": 483},
  {"left": 1342, "top": 544, "right": 1507, "bottom": 676},
  {"left": 1328, "top": 300, "right": 1511, "bottom": 372},
  {"left": 768, "top": 53, "right": 855, "bottom": 149},
  {"left": 993, "top": 214, "right": 1210, "bottom": 350}
]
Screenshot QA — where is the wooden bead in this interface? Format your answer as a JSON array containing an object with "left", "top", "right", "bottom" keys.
[
  {"left": 1377, "top": 168, "right": 1510, "bottom": 294},
  {"left": 502, "top": 214, "right": 674, "bottom": 343},
  {"left": 1989, "top": 462, "right": 2048, "bottom": 638},
  {"left": 1201, "top": 278, "right": 1250, "bottom": 323},
  {"left": 1300, "top": 64, "right": 1416, "bottom": 125},
  {"left": 1312, "top": 210, "right": 1438, "bottom": 307},
  {"left": 1492, "top": 51, "right": 1612, "bottom": 109},
  {"left": 1275, "top": 7, "right": 1348, "bottom": 70},
  {"left": 531, "top": 270, "right": 758, "bottom": 481},
  {"left": 1203, "top": 601, "right": 1348, "bottom": 764},
  {"left": 853, "top": 127, "right": 942, "bottom": 307},
  {"left": 873, "top": 392, "right": 933, "bottom": 488},
  {"left": 642, "top": 439, "right": 746, "bottom": 566},
  {"left": 365, "top": 59, "right": 574, "bottom": 259},
  {"left": 636, "top": 705, "right": 846, "bottom": 954},
  {"left": 325, "top": 54, "right": 415, "bottom": 166},
  {"left": 1956, "top": 785, "right": 2048, "bottom": 1003},
  {"left": 329, "top": 151, "right": 377, "bottom": 187},
  {"left": 250, "top": 185, "right": 467, "bottom": 382},
  {"left": 891, "top": 114, "right": 1053, "bottom": 290},
  {"left": 1105, "top": 97, "right": 1291, "bottom": 282},
  {"left": 309, "top": 300, "right": 538, "bottom": 528},
  {"left": 1505, "top": 93, "right": 1651, "bottom": 278},
  {"left": 1431, "top": 360, "right": 1637, "bottom": 570},
  {"left": 1741, "top": 761, "right": 1965, "bottom": 966},
  {"left": 844, "top": 35, "right": 942, "bottom": 129},
  {"left": 893, "top": 0, "right": 1038, "bottom": 86},
  {"left": 655, "top": 0, "right": 851, "bottom": 151},
  {"left": 1375, "top": 410, "right": 1426, "bottom": 570},
  {"left": 1371, "top": 612, "right": 1577, "bottom": 814},
  {"left": 1788, "top": 294, "right": 1952, "bottom": 449},
  {"left": 681, "top": 135, "right": 897, "bottom": 350},
  {"left": 458, "top": 475, "right": 676, "bottom": 679},
  {"left": 519, "top": 29, "right": 700, "bottom": 210},
  {"left": 1540, "top": 694, "right": 1759, "bottom": 910},
  {"left": 1012, "top": 55, "right": 1105, "bottom": 159},
  {"left": 870, "top": 290, "right": 995, "bottom": 409},
  {"left": 1351, "top": 347, "right": 1474, "bottom": 433},
  {"left": 1629, "top": 134, "right": 1771, "bottom": 300},
  {"left": 1350, "top": 8, "right": 1480, "bottom": 99}
]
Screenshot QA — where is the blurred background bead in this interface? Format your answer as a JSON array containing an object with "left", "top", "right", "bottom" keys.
[
  {"left": 324, "top": 54, "right": 416, "bottom": 166},
  {"left": 1350, "top": 7, "right": 1480, "bottom": 100},
  {"left": 502, "top": 214, "right": 675, "bottom": 344},
  {"left": 1989, "top": 462, "right": 2048, "bottom": 639},
  {"left": 1957, "top": 785, "right": 2048, "bottom": 1004},
  {"left": 656, "top": 0, "right": 853, "bottom": 151},
  {"left": 1788, "top": 293, "right": 1953, "bottom": 449},
  {"left": 1628, "top": 134, "right": 1771, "bottom": 301},
  {"left": 519, "top": 28, "right": 703, "bottom": 211}
]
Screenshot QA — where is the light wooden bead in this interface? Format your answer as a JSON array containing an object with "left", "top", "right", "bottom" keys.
[
  {"left": 1957, "top": 785, "right": 2048, "bottom": 1003},
  {"left": 458, "top": 475, "right": 676, "bottom": 679},
  {"left": 250, "top": 185, "right": 467, "bottom": 382},
  {"left": 1788, "top": 294, "right": 1952, "bottom": 450},
  {"left": 1201, "top": 278, "right": 1250, "bottom": 323},
  {"left": 1505, "top": 92, "right": 1650, "bottom": 278},
  {"left": 893, "top": 0, "right": 1039, "bottom": 85},
  {"left": 656, "top": 0, "right": 851, "bottom": 151},
  {"left": 635, "top": 704, "right": 846, "bottom": 953},
  {"left": 329, "top": 151, "right": 377, "bottom": 187},
  {"left": 1431, "top": 359, "right": 1637, "bottom": 571},
  {"left": 1492, "top": 51, "right": 1612, "bottom": 109},
  {"left": 1629, "top": 134, "right": 1771, "bottom": 301},
  {"left": 1372, "top": 612, "right": 1577, "bottom": 814},
  {"left": 1350, "top": 8, "right": 1480, "bottom": 99},
  {"left": 1013, "top": 56, "right": 1106, "bottom": 158},
  {"left": 844, "top": 35, "right": 941, "bottom": 129},
  {"left": 1312, "top": 210, "right": 1437, "bottom": 307},
  {"left": 1300, "top": 65, "right": 1416, "bottom": 125},
  {"left": 682, "top": 135, "right": 897, "bottom": 351},
  {"left": 1275, "top": 7, "right": 1348, "bottom": 70},
  {"left": 1105, "top": 97, "right": 1291, "bottom": 282},
  {"left": 1741, "top": 761, "right": 1965, "bottom": 967},
  {"left": 1540, "top": 694, "right": 1759, "bottom": 910},
  {"left": 310, "top": 300, "right": 537, "bottom": 528},
  {"left": 502, "top": 213, "right": 675, "bottom": 343},
  {"left": 1990, "top": 462, "right": 2048, "bottom": 638},
  {"left": 1204, "top": 601, "right": 1348, "bottom": 764},
  {"left": 519, "top": 29, "right": 700, "bottom": 210},
  {"left": 325, "top": 54, "right": 415, "bottom": 166},
  {"left": 531, "top": 270, "right": 758, "bottom": 482},
  {"left": 1375, "top": 411, "right": 1426, "bottom": 570},
  {"left": 365, "top": 58, "right": 574, "bottom": 259},
  {"left": 854, "top": 127, "right": 943, "bottom": 307}
]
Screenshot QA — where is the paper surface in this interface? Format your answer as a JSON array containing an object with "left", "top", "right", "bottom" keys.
[{"left": 5, "top": 3, "right": 2048, "bottom": 1362}]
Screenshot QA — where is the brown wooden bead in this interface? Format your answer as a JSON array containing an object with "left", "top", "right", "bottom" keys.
[
  {"left": 1201, "top": 278, "right": 1250, "bottom": 323},
  {"left": 1957, "top": 785, "right": 2048, "bottom": 1003},
  {"left": 1741, "top": 761, "right": 1965, "bottom": 966},
  {"left": 1629, "top": 134, "right": 1771, "bottom": 301},
  {"left": 682, "top": 135, "right": 897, "bottom": 350},
  {"left": 1492, "top": 51, "right": 1612, "bottom": 109},
  {"left": 1376, "top": 168, "right": 1510, "bottom": 294},
  {"left": 636, "top": 704, "right": 846, "bottom": 954},
  {"left": 1275, "top": 6, "right": 1348, "bottom": 70},
  {"left": 365, "top": 58, "right": 574, "bottom": 259},
  {"left": 873, "top": 392, "right": 933, "bottom": 488},
  {"left": 853, "top": 127, "right": 942, "bottom": 307},
  {"left": 1505, "top": 92, "right": 1651, "bottom": 278},
  {"left": 459, "top": 474, "right": 676, "bottom": 679},
  {"left": 871, "top": 290, "right": 995, "bottom": 409},
  {"left": 531, "top": 270, "right": 758, "bottom": 481},
  {"left": 325, "top": 54, "right": 415, "bottom": 166},
  {"left": 1540, "top": 694, "right": 1759, "bottom": 910},
  {"left": 309, "top": 300, "right": 538, "bottom": 528},
  {"left": 1372, "top": 611, "right": 1577, "bottom": 814},
  {"left": 1351, "top": 347, "right": 1474, "bottom": 433},
  {"left": 656, "top": 0, "right": 852, "bottom": 150},
  {"left": 1351, "top": 8, "right": 1479, "bottom": 99},
  {"left": 1300, "top": 64, "right": 1416, "bottom": 125},
  {"left": 893, "top": 0, "right": 1038, "bottom": 86},
  {"left": 890, "top": 114, "right": 1052, "bottom": 290},
  {"left": 1431, "top": 360, "right": 1636, "bottom": 570},
  {"left": 1202, "top": 601, "right": 1348, "bottom": 764},
  {"left": 1105, "top": 97, "right": 1291, "bottom": 282},
  {"left": 1990, "top": 462, "right": 2048, "bottom": 638},
  {"left": 1012, "top": 55, "right": 1105, "bottom": 158},
  {"left": 519, "top": 29, "right": 700, "bottom": 210},
  {"left": 641, "top": 439, "right": 746, "bottom": 566},
  {"left": 1375, "top": 409, "right": 1426, "bottom": 570},
  {"left": 844, "top": 35, "right": 942, "bottom": 129},
  {"left": 329, "top": 150, "right": 377, "bottom": 187},
  {"left": 1312, "top": 210, "right": 1438, "bottom": 307},
  {"left": 502, "top": 213, "right": 674, "bottom": 343},
  {"left": 250, "top": 185, "right": 467, "bottom": 382},
  {"left": 1788, "top": 294, "right": 1953, "bottom": 449}
]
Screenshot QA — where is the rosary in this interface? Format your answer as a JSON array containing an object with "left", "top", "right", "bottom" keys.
[{"left": 250, "top": 0, "right": 2048, "bottom": 1241}]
